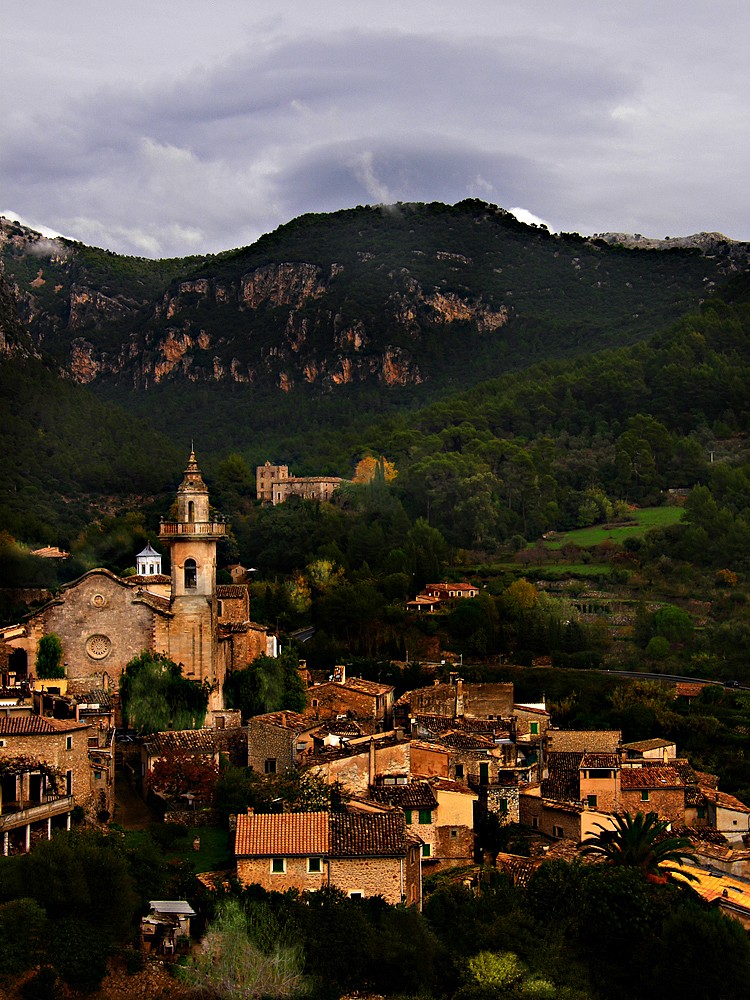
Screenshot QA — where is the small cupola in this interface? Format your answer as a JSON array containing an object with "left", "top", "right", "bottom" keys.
[{"left": 136, "top": 542, "right": 162, "bottom": 577}]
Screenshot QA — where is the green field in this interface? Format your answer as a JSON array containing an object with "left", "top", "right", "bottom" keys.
[{"left": 542, "top": 506, "right": 683, "bottom": 549}]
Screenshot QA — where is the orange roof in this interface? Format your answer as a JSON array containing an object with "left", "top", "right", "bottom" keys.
[
  {"left": 701, "top": 788, "right": 750, "bottom": 814},
  {"left": 235, "top": 810, "right": 329, "bottom": 857},
  {"left": 0, "top": 716, "right": 88, "bottom": 735}
]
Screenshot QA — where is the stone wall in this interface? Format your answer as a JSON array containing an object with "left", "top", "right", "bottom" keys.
[
  {"left": 247, "top": 718, "right": 296, "bottom": 773},
  {"left": 237, "top": 855, "right": 326, "bottom": 893},
  {"left": 0, "top": 724, "right": 91, "bottom": 805},
  {"left": 328, "top": 855, "right": 406, "bottom": 904},
  {"left": 485, "top": 785, "right": 520, "bottom": 824}
]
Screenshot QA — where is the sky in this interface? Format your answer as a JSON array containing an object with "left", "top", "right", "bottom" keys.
[{"left": 2, "top": 1, "right": 749, "bottom": 258}]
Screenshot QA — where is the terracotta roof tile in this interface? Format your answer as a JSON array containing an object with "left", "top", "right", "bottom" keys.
[
  {"left": 330, "top": 811, "right": 407, "bottom": 857},
  {"left": 369, "top": 782, "right": 438, "bottom": 810},
  {"left": 0, "top": 716, "right": 88, "bottom": 735},
  {"left": 146, "top": 729, "right": 218, "bottom": 755},
  {"left": 235, "top": 811, "right": 329, "bottom": 856},
  {"left": 701, "top": 788, "right": 750, "bottom": 814},
  {"left": 580, "top": 753, "right": 619, "bottom": 769},
  {"left": 439, "top": 731, "right": 496, "bottom": 750},
  {"left": 622, "top": 738, "right": 675, "bottom": 752},
  {"left": 621, "top": 766, "right": 683, "bottom": 789},
  {"left": 343, "top": 678, "right": 394, "bottom": 696},
  {"left": 546, "top": 730, "right": 621, "bottom": 753},
  {"left": 216, "top": 585, "right": 247, "bottom": 598}
]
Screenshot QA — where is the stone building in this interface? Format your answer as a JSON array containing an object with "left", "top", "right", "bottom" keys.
[
  {"left": 235, "top": 805, "right": 422, "bottom": 907},
  {"left": 0, "top": 715, "right": 91, "bottom": 854},
  {"left": 1, "top": 451, "right": 275, "bottom": 712},
  {"left": 256, "top": 461, "right": 344, "bottom": 505}
]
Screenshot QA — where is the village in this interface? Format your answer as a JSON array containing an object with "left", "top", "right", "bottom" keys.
[{"left": 0, "top": 449, "right": 748, "bottom": 983}]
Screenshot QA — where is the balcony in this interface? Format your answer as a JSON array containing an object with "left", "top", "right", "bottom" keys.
[
  {"left": 0, "top": 795, "right": 74, "bottom": 830},
  {"left": 159, "top": 521, "right": 226, "bottom": 537}
]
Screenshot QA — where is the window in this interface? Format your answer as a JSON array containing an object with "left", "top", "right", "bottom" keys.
[
  {"left": 641, "top": 790, "right": 650, "bottom": 802},
  {"left": 418, "top": 809, "right": 432, "bottom": 824},
  {"left": 94, "top": 769, "right": 102, "bottom": 780},
  {"left": 264, "top": 758, "right": 277, "bottom": 775},
  {"left": 66, "top": 770, "right": 73, "bottom": 796},
  {"left": 349, "top": 891, "right": 363, "bottom": 900},
  {"left": 184, "top": 558, "right": 197, "bottom": 590},
  {"left": 530, "top": 722, "right": 539, "bottom": 735},
  {"left": 697, "top": 806, "right": 706, "bottom": 819},
  {"left": 271, "top": 858, "right": 286, "bottom": 874},
  {"left": 552, "top": 825, "right": 564, "bottom": 839},
  {"left": 531, "top": 817, "right": 539, "bottom": 830},
  {"left": 217, "top": 600, "right": 223, "bottom": 616},
  {"left": 450, "top": 828, "right": 458, "bottom": 839},
  {"left": 404, "top": 809, "right": 413, "bottom": 824},
  {"left": 587, "top": 794, "right": 598, "bottom": 809},
  {"left": 422, "top": 844, "right": 431, "bottom": 858},
  {"left": 455, "top": 764, "right": 464, "bottom": 780},
  {"left": 187, "top": 500, "right": 195, "bottom": 523},
  {"left": 307, "top": 857, "right": 322, "bottom": 874},
  {"left": 66, "top": 735, "right": 73, "bottom": 751},
  {"left": 499, "top": 798, "right": 508, "bottom": 814},
  {"left": 312, "top": 699, "right": 319, "bottom": 708}
]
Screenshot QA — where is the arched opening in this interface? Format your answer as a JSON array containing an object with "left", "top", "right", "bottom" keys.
[
  {"left": 8, "top": 648, "right": 28, "bottom": 679},
  {"left": 187, "top": 500, "right": 195, "bottom": 523},
  {"left": 184, "top": 558, "right": 197, "bottom": 590}
]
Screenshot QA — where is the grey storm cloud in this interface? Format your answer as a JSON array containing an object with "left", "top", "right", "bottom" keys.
[{"left": 2, "top": 1, "right": 749, "bottom": 256}]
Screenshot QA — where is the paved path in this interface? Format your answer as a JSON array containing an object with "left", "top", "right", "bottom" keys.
[{"left": 113, "top": 771, "right": 155, "bottom": 830}]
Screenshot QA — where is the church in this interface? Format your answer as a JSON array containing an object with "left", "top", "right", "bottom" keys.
[{"left": 1, "top": 451, "right": 275, "bottom": 712}]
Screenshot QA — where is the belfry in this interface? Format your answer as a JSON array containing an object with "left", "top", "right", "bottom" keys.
[{"left": 159, "top": 450, "right": 226, "bottom": 704}]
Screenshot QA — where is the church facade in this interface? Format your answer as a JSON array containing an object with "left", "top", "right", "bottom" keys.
[{"left": 2, "top": 451, "right": 274, "bottom": 712}]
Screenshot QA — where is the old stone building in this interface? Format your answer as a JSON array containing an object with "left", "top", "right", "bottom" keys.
[
  {"left": 235, "top": 805, "right": 422, "bottom": 907},
  {"left": 1, "top": 451, "right": 275, "bottom": 712},
  {"left": 256, "top": 461, "right": 344, "bottom": 505}
]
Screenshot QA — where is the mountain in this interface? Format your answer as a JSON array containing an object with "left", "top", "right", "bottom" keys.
[
  {"left": 3, "top": 202, "right": 747, "bottom": 398},
  {"left": 2, "top": 201, "right": 750, "bottom": 549}
]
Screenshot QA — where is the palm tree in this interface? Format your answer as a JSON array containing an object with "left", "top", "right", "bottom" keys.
[{"left": 578, "top": 811, "right": 697, "bottom": 880}]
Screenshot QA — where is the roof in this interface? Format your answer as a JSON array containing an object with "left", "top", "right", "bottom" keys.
[
  {"left": 546, "top": 730, "right": 621, "bottom": 753},
  {"left": 671, "top": 864, "right": 750, "bottom": 916},
  {"left": 248, "top": 711, "right": 312, "bottom": 733},
  {"left": 145, "top": 729, "right": 219, "bottom": 756},
  {"left": 330, "top": 811, "right": 407, "bottom": 857},
  {"left": 126, "top": 575, "right": 171, "bottom": 586},
  {"left": 439, "top": 731, "right": 496, "bottom": 750},
  {"left": 620, "top": 766, "right": 684, "bottom": 789},
  {"left": 0, "top": 716, "right": 88, "bottom": 735},
  {"left": 343, "top": 678, "right": 394, "bottom": 696},
  {"left": 428, "top": 777, "right": 478, "bottom": 796},
  {"left": 701, "top": 788, "right": 750, "bottom": 814},
  {"left": 369, "top": 782, "right": 438, "bottom": 810},
  {"left": 149, "top": 900, "right": 196, "bottom": 916},
  {"left": 137, "top": 543, "right": 161, "bottom": 558},
  {"left": 674, "top": 682, "right": 708, "bottom": 698},
  {"left": 541, "top": 751, "right": 583, "bottom": 802},
  {"left": 580, "top": 752, "right": 620, "bottom": 769},
  {"left": 235, "top": 811, "right": 329, "bottom": 857},
  {"left": 216, "top": 585, "right": 247, "bottom": 599},
  {"left": 622, "top": 738, "right": 676, "bottom": 752}
]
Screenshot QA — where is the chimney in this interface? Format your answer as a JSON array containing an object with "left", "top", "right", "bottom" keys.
[{"left": 333, "top": 664, "right": 346, "bottom": 685}]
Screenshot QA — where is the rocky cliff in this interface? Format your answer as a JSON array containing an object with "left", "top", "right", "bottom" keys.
[{"left": 2, "top": 202, "right": 747, "bottom": 394}]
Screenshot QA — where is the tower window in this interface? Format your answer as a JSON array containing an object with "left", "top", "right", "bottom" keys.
[
  {"left": 187, "top": 500, "right": 195, "bottom": 522},
  {"left": 184, "top": 559, "right": 197, "bottom": 590}
]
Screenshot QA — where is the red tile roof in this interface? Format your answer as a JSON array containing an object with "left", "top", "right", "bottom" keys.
[
  {"left": 701, "top": 788, "right": 750, "bottom": 814},
  {"left": 331, "top": 811, "right": 407, "bottom": 857},
  {"left": 343, "top": 678, "right": 394, "bottom": 696},
  {"left": 369, "top": 782, "right": 438, "bottom": 810},
  {"left": 620, "top": 766, "right": 683, "bottom": 789},
  {"left": 0, "top": 716, "right": 88, "bottom": 735},
  {"left": 216, "top": 585, "right": 248, "bottom": 598},
  {"left": 235, "top": 811, "right": 329, "bottom": 857}
]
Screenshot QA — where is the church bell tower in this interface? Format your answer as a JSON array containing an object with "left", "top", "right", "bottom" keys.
[{"left": 159, "top": 449, "right": 226, "bottom": 703}]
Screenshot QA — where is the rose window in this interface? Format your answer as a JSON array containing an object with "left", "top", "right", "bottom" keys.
[{"left": 86, "top": 634, "right": 112, "bottom": 659}]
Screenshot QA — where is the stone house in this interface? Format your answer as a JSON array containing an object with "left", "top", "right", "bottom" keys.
[
  {"left": 306, "top": 671, "right": 394, "bottom": 731},
  {"left": 303, "top": 732, "right": 411, "bottom": 795},
  {"left": 622, "top": 737, "right": 677, "bottom": 762},
  {"left": 396, "top": 679, "right": 515, "bottom": 724},
  {"left": 368, "top": 780, "right": 439, "bottom": 862},
  {"left": 700, "top": 787, "right": 750, "bottom": 843},
  {"left": 235, "top": 806, "right": 422, "bottom": 907},
  {"left": 256, "top": 461, "right": 344, "bottom": 505},
  {"left": 0, "top": 715, "right": 90, "bottom": 854},
  {"left": 247, "top": 711, "right": 319, "bottom": 775},
  {"left": 619, "top": 765, "right": 687, "bottom": 825}
]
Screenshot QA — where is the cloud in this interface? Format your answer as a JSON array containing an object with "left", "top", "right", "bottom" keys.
[
  {"left": 2, "top": 4, "right": 750, "bottom": 254},
  {"left": 508, "top": 207, "right": 555, "bottom": 232}
]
